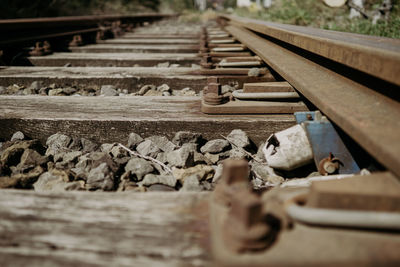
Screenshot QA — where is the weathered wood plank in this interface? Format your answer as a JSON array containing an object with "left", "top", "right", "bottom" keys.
[
  {"left": 0, "top": 96, "right": 295, "bottom": 144},
  {"left": 0, "top": 66, "right": 275, "bottom": 92},
  {"left": 101, "top": 39, "right": 199, "bottom": 44},
  {"left": 28, "top": 52, "right": 200, "bottom": 67},
  {"left": 70, "top": 44, "right": 199, "bottom": 53},
  {"left": 0, "top": 66, "right": 206, "bottom": 91},
  {"left": 0, "top": 190, "right": 211, "bottom": 266},
  {"left": 121, "top": 33, "right": 199, "bottom": 39}
]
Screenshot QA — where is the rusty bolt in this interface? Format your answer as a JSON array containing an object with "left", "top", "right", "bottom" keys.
[
  {"left": 223, "top": 189, "right": 271, "bottom": 252},
  {"left": 203, "top": 76, "right": 224, "bottom": 105},
  {"left": 222, "top": 159, "right": 249, "bottom": 185},
  {"left": 29, "top": 42, "right": 45, "bottom": 56},
  {"left": 214, "top": 159, "right": 251, "bottom": 206},
  {"left": 318, "top": 152, "right": 342, "bottom": 175},
  {"left": 200, "top": 56, "right": 213, "bottom": 69},
  {"left": 69, "top": 35, "right": 83, "bottom": 47},
  {"left": 96, "top": 31, "right": 105, "bottom": 41},
  {"left": 207, "top": 76, "right": 219, "bottom": 84},
  {"left": 43, "top": 41, "right": 52, "bottom": 54}
]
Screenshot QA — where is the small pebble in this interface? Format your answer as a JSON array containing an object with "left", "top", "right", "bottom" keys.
[{"left": 11, "top": 131, "right": 25, "bottom": 142}]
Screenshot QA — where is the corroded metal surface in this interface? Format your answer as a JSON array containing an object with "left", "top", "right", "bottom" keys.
[
  {"left": 220, "top": 14, "right": 400, "bottom": 86},
  {"left": 224, "top": 24, "right": 400, "bottom": 178}
]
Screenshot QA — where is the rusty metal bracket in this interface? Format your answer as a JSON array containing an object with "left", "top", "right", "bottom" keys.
[
  {"left": 295, "top": 111, "right": 360, "bottom": 175},
  {"left": 210, "top": 160, "right": 400, "bottom": 266}
]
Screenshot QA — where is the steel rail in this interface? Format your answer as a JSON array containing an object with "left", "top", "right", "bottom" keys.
[
  {"left": 0, "top": 14, "right": 177, "bottom": 30},
  {"left": 219, "top": 15, "right": 400, "bottom": 87},
  {"left": 0, "top": 14, "right": 176, "bottom": 49},
  {"left": 224, "top": 24, "right": 400, "bottom": 178}
]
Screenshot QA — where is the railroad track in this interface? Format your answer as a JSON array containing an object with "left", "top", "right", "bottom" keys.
[{"left": 0, "top": 13, "right": 399, "bottom": 266}]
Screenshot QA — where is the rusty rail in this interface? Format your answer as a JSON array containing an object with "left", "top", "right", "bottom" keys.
[
  {"left": 0, "top": 14, "right": 176, "bottom": 49},
  {"left": 218, "top": 15, "right": 400, "bottom": 178}
]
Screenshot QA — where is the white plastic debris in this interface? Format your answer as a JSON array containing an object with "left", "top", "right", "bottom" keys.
[{"left": 263, "top": 124, "right": 313, "bottom": 171}]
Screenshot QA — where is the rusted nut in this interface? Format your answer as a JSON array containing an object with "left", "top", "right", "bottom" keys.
[
  {"left": 222, "top": 159, "right": 250, "bottom": 185},
  {"left": 207, "top": 76, "right": 219, "bottom": 84},
  {"left": 43, "top": 41, "right": 52, "bottom": 54},
  {"left": 214, "top": 159, "right": 250, "bottom": 206},
  {"left": 223, "top": 189, "right": 271, "bottom": 252},
  {"left": 69, "top": 35, "right": 83, "bottom": 47},
  {"left": 318, "top": 153, "right": 342, "bottom": 175},
  {"left": 29, "top": 42, "right": 45, "bottom": 56},
  {"left": 96, "top": 31, "right": 105, "bottom": 41},
  {"left": 200, "top": 56, "right": 213, "bottom": 68},
  {"left": 203, "top": 76, "right": 221, "bottom": 95},
  {"left": 207, "top": 83, "right": 221, "bottom": 95},
  {"left": 203, "top": 93, "right": 224, "bottom": 105}
]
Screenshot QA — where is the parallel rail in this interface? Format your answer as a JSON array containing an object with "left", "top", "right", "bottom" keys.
[
  {"left": 0, "top": 14, "right": 176, "bottom": 49},
  {"left": 218, "top": 15, "right": 400, "bottom": 178}
]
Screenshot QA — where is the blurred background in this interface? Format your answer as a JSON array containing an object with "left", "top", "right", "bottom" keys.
[{"left": 0, "top": 0, "right": 398, "bottom": 38}]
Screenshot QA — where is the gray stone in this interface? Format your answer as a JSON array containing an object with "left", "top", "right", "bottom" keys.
[
  {"left": 157, "top": 84, "right": 170, "bottom": 93},
  {"left": 56, "top": 150, "right": 81, "bottom": 164},
  {"left": 80, "top": 138, "right": 98, "bottom": 153},
  {"left": 39, "top": 87, "right": 49, "bottom": 95},
  {"left": 68, "top": 138, "right": 82, "bottom": 151},
  {"left": 86, "top": 163, "right": 114, "bottom": 191},
  {"left": 251, "top": 163, "right": 283, "bottom": 184},
  {"left": 156, "top": 152, "right": 168, "bottom": 164},
  {"left": 48, "top": 88, "right": 64, "bottom": 96},
  {"left": 62, "top": 87, "right": 77, "bottom": 95},
  {"left": 248, "top": 67, "right": 260, "bottom": 77},
  {"left": 0, "top": 86, "right": 6, "bottom": 94},
  {"left": 146, "top": 136, "right": 176, "bottom": 152},
  {"left": 71, "top": 151, "right": 117, "bottom": 180},
  {"left": 162, "top": 91, "right": 171, "bottom": 96},
  {"left": 229, "top": 148, "right": 247, "bottom": 159},
  {"left": 140, "top": 174, "right": 176, "bottom": 187},
  {"left": 201, "top": 181, "right": 213, "bottom": 191},
  {"left": 23, "top": 87, "right": 36, "bottom": 95},
  {"left": 125, "top": 158, "right": 154, "bottom": 181},
  {"left": 172, "top": 131, "right": 201, "bottom": 146},
  {"left": 122, "top": 89, "right": 128, "bottom": 94},
  {"left": 194, "top": 152, "right": 211, "bottom": 165},
  {"left": 137, "top": 85, "right": 155, "bottom": 95},
  {"left": 100, "top": 143, "right": 115, "bottom": 154},
  {"left": 0, "top": 142, "right": 3, "bottom": 150},
  {"left": 144, "top": 89, "right": 163, "bottom": 96},
  {"left": 34, "top": 170, "right": 84, "bottom": 192},
  {"left": 200, "top": 139, "right": 230, "bottom": 154},
  {"left": 45, "top": 133, "right": 72, "bottom": 157},
  {"left": 172, "top": 164, "right": 214, "bottom": 183},
  {"left": 212, "top": 164, "right": 223, "bottom": 183},
  {"left": 100, "top": 85, "right": 118, "bottom": 96},
  {"left": 255, "top": 142, "right": 266, "bottom": 162},
  {"left": 180, "top": 174, "right": 202, "bottom": 192},
  {"left": 221, "top": 84, "right": 236, "bottom": 94},
  {"left": 136, "top": 140, "right": 160, "bottom": 158},
  {"left": 157, "top": 62, "right": 170, "bottom": 68},
  {"left": 166, "top": 144, "right": 195, "bottom": 168},
  {"left": 227, "top": 129, "right": 250, "bottom": 148},
  {"left": 28, "top": 81, "right": 43, "bottom": 91},
  {"left": 204, "top": 152, "right": 219, "bottom": 165},
  {"left": 110, "top": 145, "right": 129, "bottom": 158},
  {"left": 11, "top": 131, "right": 24, "bottom": 142},
  {"left": 16, "top": 149, "right": 48, "bottom": 170}
]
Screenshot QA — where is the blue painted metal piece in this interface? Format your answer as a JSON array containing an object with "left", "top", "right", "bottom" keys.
[
  {"left": 294, "top": 111, "right": 360, "bottom": 174},
  {"left": 294, "top": 111, "right": 315, "bottom": 124}
]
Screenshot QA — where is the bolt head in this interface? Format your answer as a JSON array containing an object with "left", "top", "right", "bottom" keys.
[{"left": 222, "top": 159, "right": 249, "bottom": 185}]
